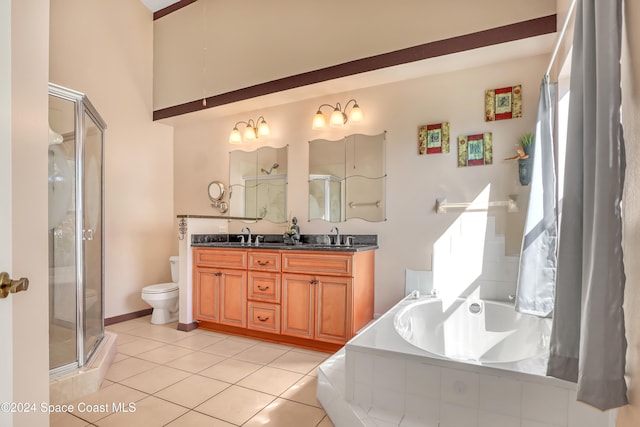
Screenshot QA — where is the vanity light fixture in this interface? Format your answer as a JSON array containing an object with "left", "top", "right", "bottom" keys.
[
  {"left": 229, "top": 116, "right": 271, "bottom": 144},
  {"left": 312, "top": 99, "right": 363, "bottom": 130}
]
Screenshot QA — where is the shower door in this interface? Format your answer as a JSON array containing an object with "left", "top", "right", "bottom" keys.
[
  {"left": 81, "top": 107, "right": 104, "bottom": 365},
  {"left": 48, "top": 83, "right": 106, "bottom": 373}
]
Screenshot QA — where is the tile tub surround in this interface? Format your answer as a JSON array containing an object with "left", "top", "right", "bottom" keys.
[{"left": 317, "top": 296, "right": 617, "bottom": 427}]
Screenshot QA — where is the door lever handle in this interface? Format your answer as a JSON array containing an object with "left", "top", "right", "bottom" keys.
[{"left": 0, "top": 272, "right": 29, "bottom": 298}]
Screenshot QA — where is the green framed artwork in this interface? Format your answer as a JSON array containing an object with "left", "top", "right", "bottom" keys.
[
  {"left": 458, "top": 133, "right": 493, "bottom": 167},
  {"left": 418, "top": 122, "right": 450, "bottom": 155}
]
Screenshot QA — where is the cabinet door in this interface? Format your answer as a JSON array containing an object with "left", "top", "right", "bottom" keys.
[
  {"left": 193, "top": 267, "right": 219, "bottom": 322},
  {"left": 219, "top": 268, "right": 247, "bottom": 327},
  {"left": 316, "top": 276, "right": 351, "bottom": 344},
  {"left": 281, "top": 274, "right": 315, "bottom": 339}
]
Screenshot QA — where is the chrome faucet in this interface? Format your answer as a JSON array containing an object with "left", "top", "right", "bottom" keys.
[
  {"left": 255, "top": 235, "right": 264, "bottom": 246},
  {"left": 330, "top": 227, "right": 340, "bottom": 245},
  {"left": 241, "top": 226, "right": 252, "bottom": 246}
]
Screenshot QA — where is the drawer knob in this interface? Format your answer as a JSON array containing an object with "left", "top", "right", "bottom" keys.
[
  {"left": 257, "top": 260, "right": 270, "bottom": 266},
  {"left": 257, "top": 315, "right": 269, "bottom": 322},
  {"left": 257, "top": 285, "right": 270, "bottom": 291}
]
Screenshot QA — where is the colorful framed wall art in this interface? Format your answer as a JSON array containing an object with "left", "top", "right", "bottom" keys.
[
  {"left": 458, "top": 133, "right": 493, "bottom": 167},
  {"left": 485, "top": 85, "right": 522, "bottom": 121},
  {"left": 418, "top": 122, "right": 450, "bottom": 154}
]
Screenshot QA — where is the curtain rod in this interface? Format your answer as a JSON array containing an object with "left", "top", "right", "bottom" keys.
[{"left": 546, "top": 0, "right": 578, "bottom": 77}]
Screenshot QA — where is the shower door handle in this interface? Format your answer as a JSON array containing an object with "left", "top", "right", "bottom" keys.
[
  {"left": 0, "top": 272, "right": 29, "bottom": 298},
  {"left": 83, "top": 229, "right": 95, "bottom": 241}
]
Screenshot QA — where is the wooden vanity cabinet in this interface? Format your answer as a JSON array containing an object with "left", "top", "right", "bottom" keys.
[
  {"left": 193, "top": 248, "right": 247, "bottom": 328},
  {"left": 193, "top": 246, "right": 374, "bottom": 351},
  {"left": 281, "top": 250, "right": 373, "bottom": 345}
]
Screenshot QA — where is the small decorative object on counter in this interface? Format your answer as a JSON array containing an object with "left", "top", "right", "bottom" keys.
[
  {"left": 505, "top": 132, "right": 534, "bottom": 185},
  {"left": 284, "top": 216, "right": 301, "bottom": 245}
]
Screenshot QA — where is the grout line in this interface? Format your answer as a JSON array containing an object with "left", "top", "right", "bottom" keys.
[{"left": 89, "top": 329, "right": 331, "bottom": 426}]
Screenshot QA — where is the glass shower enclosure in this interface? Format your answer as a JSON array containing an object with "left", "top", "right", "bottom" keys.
[{"left": 48, "top": 83, "right": 106, "bottom": 374}]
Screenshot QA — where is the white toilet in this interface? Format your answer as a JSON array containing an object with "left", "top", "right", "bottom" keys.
[{"left": 141, "top": 256, "right": 179, "bottom": 324}]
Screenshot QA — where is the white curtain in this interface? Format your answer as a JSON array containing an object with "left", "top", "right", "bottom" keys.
[
  {"left": 547, "top": 0, "right": 627, "bottom": 411},
  {"left": 515, "top": 76, "right": 557, "bottom": 318}
]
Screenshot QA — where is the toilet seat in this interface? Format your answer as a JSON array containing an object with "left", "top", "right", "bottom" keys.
[{"left": 142, "top": 282, "right": 178, "bottom": 294}]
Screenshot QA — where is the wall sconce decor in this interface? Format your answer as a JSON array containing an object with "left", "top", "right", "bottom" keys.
[
  {"left": 229, "top": 116, "right": 271, "bottom": 144},
  {"left": 312, "top": 99, "right": 363, "bottom": 130}
]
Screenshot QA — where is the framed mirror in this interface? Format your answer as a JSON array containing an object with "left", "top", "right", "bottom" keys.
[
  {"left": 229, "top": 146, "right": 288, "bottom": 223},
  {"left": 309, "top": 132, "right": 386, "bottom": 222}
]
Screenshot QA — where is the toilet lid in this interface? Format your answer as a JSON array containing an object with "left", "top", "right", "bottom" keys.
[{"left": 142, "top": 282, "right": 178, "bottom": 294}]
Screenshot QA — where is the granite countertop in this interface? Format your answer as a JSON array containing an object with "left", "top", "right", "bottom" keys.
[{"left": 190, "top": 233, "right": 378, "bottom": 252}]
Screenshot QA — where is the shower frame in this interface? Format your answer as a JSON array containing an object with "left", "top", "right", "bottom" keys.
[{"left": 48, "top": 83, "right": 107, "bottom": 376}]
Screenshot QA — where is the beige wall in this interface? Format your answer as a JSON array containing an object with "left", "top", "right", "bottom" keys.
[
  {"left": 50, "top": 0, "right": 175, "bottom": 318},
  {"left": 173, "top": 53, "right": 547, "bottom": 314},
  {"left": 618, "top": 1, "right": 640, "bottom": 425},
  {"left": 153, "top": 0, "right": 556, "bottom": 110}
]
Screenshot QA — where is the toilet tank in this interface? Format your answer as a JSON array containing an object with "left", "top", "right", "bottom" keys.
[{"left": 169, "top": 256, "right": 179, "bottom": 283}]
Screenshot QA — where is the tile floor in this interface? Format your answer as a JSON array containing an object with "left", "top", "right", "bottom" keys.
[{"left": 50, "top": 316, "right": 335, "bottom": 427}]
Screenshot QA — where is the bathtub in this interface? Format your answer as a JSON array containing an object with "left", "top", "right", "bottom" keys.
[
  {"left": 394, "top": 297, "right": 551, "bottom": 364},
  {"left": 317, "top": 294, "right": 616, "bottom": 427}
]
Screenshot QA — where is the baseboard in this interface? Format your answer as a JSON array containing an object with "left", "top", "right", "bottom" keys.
[
  {"left": 177, "top": 322, "right": 198, "bottom": 332},
  {"left": 104, "top": 308, "right": 153, "bottom": 326}
]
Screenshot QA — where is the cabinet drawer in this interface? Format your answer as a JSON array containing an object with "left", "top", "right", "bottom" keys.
[
  {"left": 248, "top": 271, "right": 280, "bottom": 303},
  {"left": 282, "top": 252, "right": 353, "bottom": 276},
  {"left": 194, "top": 248, "right": 247, "bottom": 269},
  {"left": 247, "top": 302, "right": 280, "bottom": 333},
  {"left": 248, "top": 251, "right": 281, "bottom": 271}
]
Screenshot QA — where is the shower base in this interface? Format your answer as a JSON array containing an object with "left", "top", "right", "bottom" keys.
[{"left": 49, "top": 331, "right": 117, "bottom": 404}]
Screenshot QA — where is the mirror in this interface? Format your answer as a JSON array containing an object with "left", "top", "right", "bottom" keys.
[
  {"left": 207, "top": 180, "right": 228, "bottom": 213},
  {"left": 208, "top": 181, "right": 225, "bottom": 201},
  {"left": 229, "top": 146, "right": 288, "bottom": 223},
  {"left": 309, "top": 132, "right": 386, "bottom": 222}
]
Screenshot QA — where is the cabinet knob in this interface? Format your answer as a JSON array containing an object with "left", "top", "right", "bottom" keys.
[
  {"left": 309, "top": 279, "right": 319, "bottom": 285},
  {"left": 214, "top": 272, "right": 222, "bottom": 277},
  {"left": 257, "top": 315, "right": 269, "bottom": 322},
  {"left": 257, "top": 285, "right": 269, "bottom": 291},
  {"left": 257, "top": 260, "right": 270, "bottom": 266}
]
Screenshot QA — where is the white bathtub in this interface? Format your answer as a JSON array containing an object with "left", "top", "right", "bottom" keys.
[
  {"left": 316, "top": 294, "right": 616, "bottom": 427},
  {"left": 394, "top": 297, "right": 551, "bottom": 364}
]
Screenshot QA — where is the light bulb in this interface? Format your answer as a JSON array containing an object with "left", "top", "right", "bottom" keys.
[
  {"left": 229, "top": 127, "right": 242, "bottom": 144},
  {"left": 349, "top": 104, "right": 363, "bottom": 123},
  {"left": 244, "top": 124, "right": 257, "bottom": 140},
  {"left": 312, "top": 111, "right": 326, "bottom": 130},
  {"left": 257, "top": 120, "right": 270, "bottom": 137},
  {"left": 329, "top": 108, "right": 345, "bottom": 128}
]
